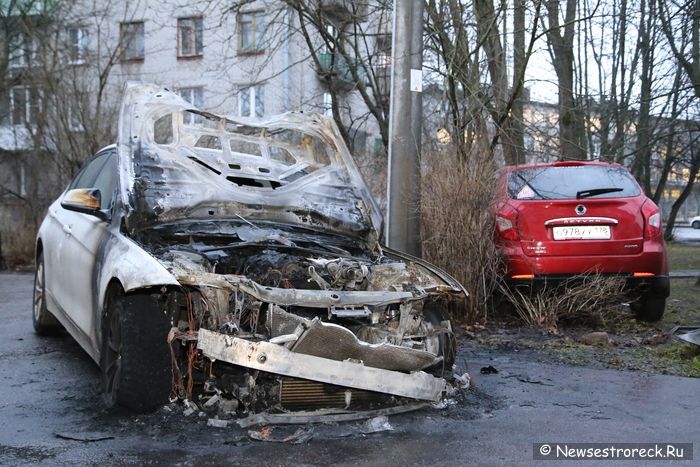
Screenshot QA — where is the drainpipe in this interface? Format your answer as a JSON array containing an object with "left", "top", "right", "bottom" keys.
[{"left": 283, "top": 5, "right": 292, "bottom": 111}]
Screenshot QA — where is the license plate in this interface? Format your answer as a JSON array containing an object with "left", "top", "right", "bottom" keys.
[{"left": 552, "top": 225, "right": 611, "bottom": 240}]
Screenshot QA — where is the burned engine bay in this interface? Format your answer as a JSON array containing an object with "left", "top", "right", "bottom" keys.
[{"left": 137, "top": 222, "right": 462, "bottom": 416}]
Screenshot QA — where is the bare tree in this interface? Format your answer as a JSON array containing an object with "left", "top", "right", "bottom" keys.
[
  {"left": 659, "top": 0, "right": 700, "bottom": 98},
  {"left": 664, "top": 129, "right": 700, "bottom": 239},
  {"left": 510, "top": 0, "right": 526, "bottom": 164},
  {"left": 0, "top": 0, "right": 127, "bottom": 263},
  {"left": 424, "top": 0, "right": 486, "bottom": 160},
  {"left": 544, "top": 0, "right": 587, "bottom": 160}
]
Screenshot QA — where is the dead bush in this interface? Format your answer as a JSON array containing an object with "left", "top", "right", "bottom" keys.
[
  {"left": 420, "top": 143, "right": 501, "bottom": 322},
  {"left": 498, "top": 273, "right": 628, "bottom": 332},
  {"left": 0, "top": 224, "right": 36, "bottom": 269}
]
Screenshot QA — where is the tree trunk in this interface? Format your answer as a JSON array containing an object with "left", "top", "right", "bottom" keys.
[
  {"left": 473, "top": 0, "right": 517, "bottom": 165},
  {"left": 664, "top": 160, "right": 700, "bottom": 241},
  {"left": 659, "top": 0, "right": 700, "bottom": 98},
  {"left": 511, "top": 0, "right": 526, "bottom": 165},
  {"left": 545, "top": 0, "right": 587, "bottom": 160},
  {"left": 631, "top": 0, "right": 657, "bottom": 196},
  {"left": 652, "top": 64, "right": 684, "bottom": 204}
]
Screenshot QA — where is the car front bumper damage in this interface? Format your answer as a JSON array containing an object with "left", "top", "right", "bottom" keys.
[
  {"left": 162, "top": 268, "right": 461, "bottom": 416},
  {"left": 197, "top": 329, "right": 447, "bottom": 402}
]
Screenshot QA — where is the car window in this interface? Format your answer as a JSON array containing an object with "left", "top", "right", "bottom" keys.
[
  {"left": 69, "top": 153, "right": 109, "bottom": 190},
  {"left": 154, "top": 113, "right": 174, "bottom": 144},
  {"left": 92, "top": 152, "right": 119, "bottom": 210},
  {"left": 508, "top": 166, "right": 641, "bottom": 200},
  {"left": 196, "top": 135, "right": 222, "bottom": 150}
]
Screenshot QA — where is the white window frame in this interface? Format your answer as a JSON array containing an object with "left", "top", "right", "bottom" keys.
[
  {"left": 8, "top": 34, "right": 26, "bottom": 69},
  {"left": 66, "top": 26, "right": 89, "bottom": 65},
  {"left": 8, "top": 34, "right": 37, "bottom": 69},
  {"left": 177, "top": 17, "right": 203, "bottom": 58},
  {"left": 9, "top": 86, "right": 39, "bottom": 126},
  {"left": 120, "top": 21, "right": 145, "bottom": 62},
  {"left": 323, "top": 92, "right": 333, "bottom": 117},
  {"left": 238, "top": 11, "right": 265, "bottom": 53},
  {"left": 67, "top": 101, "right": 85, "bottom": 132},
  {"left": 239, "top": 85, "right": 264, "bottom": 118},
  {"left": 178, "top": 87, "right": 204, "bottom": 125}
]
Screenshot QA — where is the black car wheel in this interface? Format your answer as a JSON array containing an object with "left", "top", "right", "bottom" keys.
[
  {"left": 32, "top": 253, "right": 62, "bottom": 335},
  {"left": 631, "top": 296, "right": 665, "bottom": 322},
  {"left": 101, "top": 293, "right": 171, "bottom": 412},
  {"left": 692, "top": 221, "right": 700, "bottom": 229}
]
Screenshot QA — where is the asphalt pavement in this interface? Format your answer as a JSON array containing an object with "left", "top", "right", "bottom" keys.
[{"left": 0, "top": 273, "right": 698, "bottom": 466}]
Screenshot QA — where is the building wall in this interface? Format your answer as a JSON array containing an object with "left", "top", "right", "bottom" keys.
[{"left": 0, "top": 0, "right": 385, "bottom": 263}]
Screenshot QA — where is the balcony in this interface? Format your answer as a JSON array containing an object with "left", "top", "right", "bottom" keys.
[
  {"left": 317, "top": 52, "right": 367, "bottom": 90},
  {"left": 316, "top": 0, "right": 368, "bottom": 21}
]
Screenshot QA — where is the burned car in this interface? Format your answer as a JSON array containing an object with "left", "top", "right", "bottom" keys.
[{"left": 33, "top": 83, "right": 465, "bottom": 414}]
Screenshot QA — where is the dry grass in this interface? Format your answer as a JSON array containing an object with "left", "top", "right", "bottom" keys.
[
  {"left": 420, "top": 143, "right": 501, "bottom": 322},
  {"left": 499, "top": 273, "right": 628, "bottom": 331},
  {"left": 0, "top": 223, "right": 36, "bottom": 268}
]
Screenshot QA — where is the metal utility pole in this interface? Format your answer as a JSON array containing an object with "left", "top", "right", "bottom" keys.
[{"left": 386, "top": 0, "right": 424, "bottom": 256}]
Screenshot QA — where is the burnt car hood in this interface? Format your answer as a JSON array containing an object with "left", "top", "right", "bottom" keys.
[{"left": 117, "top": 82, "right": 383, "bottom": 245}]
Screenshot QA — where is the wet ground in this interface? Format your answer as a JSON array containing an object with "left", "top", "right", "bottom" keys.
[{"left": 0, "top": 272, "right": 698, "bottom": 466}]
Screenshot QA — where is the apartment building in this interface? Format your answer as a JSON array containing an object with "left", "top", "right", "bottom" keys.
[
  {"left": 0, "top": 0, "right": 389, "bottom": 263},
  {"left": 0, "top": 1, "right": 382, "bottom": 145}
]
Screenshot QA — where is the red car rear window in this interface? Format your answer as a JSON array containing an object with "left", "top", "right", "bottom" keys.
[{"left": 508, "top": 166, "right": 641, "bottom": 200}]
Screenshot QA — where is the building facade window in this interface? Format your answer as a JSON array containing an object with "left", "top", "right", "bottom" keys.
[
  {"left": 8, "top": 34, "right": 37, "bottom": 69},
  {"left": 120, "top": 21, "right": 145, "bottom": 62},
  {"left": 239, "top": 85, "right": 264, "bottom": 117},
  {"left": 67, "top": 27, "right": 89, "bottom": 64},
  {"left": 238, "top": 11, "right": 265, "bottom": 53},
  {"left": 323, "top": 92, "right": 332, "bottom": 117},
  {"left": 177, "top": 17, "right": 203, "bottom": 58},
  {"left": 8, "top": 34, "right": 26, "bottom": 69},
  {"left": 9, "top": 87, "right": 40, "bottom": 125},
  {"left": 178, "top": 87, "right": 204, "bottom": 124},
  {"left": 68, "top": 105, "right": 83, "bottom": 132},
  {"left": 67, "top": 92, "right": 87, "bottom": 132},
  {"left": 0, "top": 92, "right": 9, "bottom": 125}
]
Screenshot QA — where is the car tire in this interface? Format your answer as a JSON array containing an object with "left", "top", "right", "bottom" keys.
[
  {"left": 101, "top": 293, "right": 171, "bottom": 413},
  {"left": 422, "top": 305, "right": 457, "bottom": 376},
  {"left": 631, "top": 296, "right": 665, "bottom": 322},
  {"left": 32, "top": 253, "right": 62, "bottom": 335},
  {"left": 692, "top": 221, "right": 700, "bottom": 229}
]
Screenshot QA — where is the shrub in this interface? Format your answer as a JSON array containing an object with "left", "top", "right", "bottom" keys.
[
  {"left": 498, "top": 273, "right": 628, "bottom": 331},
  {"left": 420, "top": 143, "right": 501, "bottom": 322}
]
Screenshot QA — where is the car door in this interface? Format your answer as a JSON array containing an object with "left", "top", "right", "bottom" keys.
[
  {"left": 55, "top": 150, "right": 118, "bottom": 349},
  {"left": 46, "top": 152, "right": 110, "bottom": 318}
]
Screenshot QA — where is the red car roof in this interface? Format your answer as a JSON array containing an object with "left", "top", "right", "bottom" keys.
[{"left": 500, "top": 160, "right": 626, "bottom": 173}]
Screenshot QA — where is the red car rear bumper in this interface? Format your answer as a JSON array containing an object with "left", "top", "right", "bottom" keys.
[
  {"left": 505, "top": 273, "right": 670, "bottom": 298},
  {"left": 500, "top": 240, "right": 670, "bottom": 298}
]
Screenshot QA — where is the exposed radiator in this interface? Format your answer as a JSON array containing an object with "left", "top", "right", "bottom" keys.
[{"left": 280, "top": 378, "right": 381, "bottom": 410}]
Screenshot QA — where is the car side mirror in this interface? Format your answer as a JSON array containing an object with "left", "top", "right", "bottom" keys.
[{"left": 61, "top": 188, "right": 110, "bottom": 222}]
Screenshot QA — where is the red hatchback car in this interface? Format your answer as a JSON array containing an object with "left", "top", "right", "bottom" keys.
[{"left": 494, "top": 161, "right": 669, "bottom": 321}]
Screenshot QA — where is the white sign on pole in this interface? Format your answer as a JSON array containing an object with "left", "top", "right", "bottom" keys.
[{"left": 410, "top": 69, "right": 423, "bottom": 92}]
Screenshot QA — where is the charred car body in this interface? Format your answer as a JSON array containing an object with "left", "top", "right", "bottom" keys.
[{"left": 33, "top": 83, "right": 465, "bottom": 414}]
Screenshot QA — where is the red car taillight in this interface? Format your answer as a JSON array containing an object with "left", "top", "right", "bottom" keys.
[
  {"left": 496, "top": 205, "right": 519, "bottom": 240},
  {"left": 642, "top": 201, "right": 662, "bottom": 240}
]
